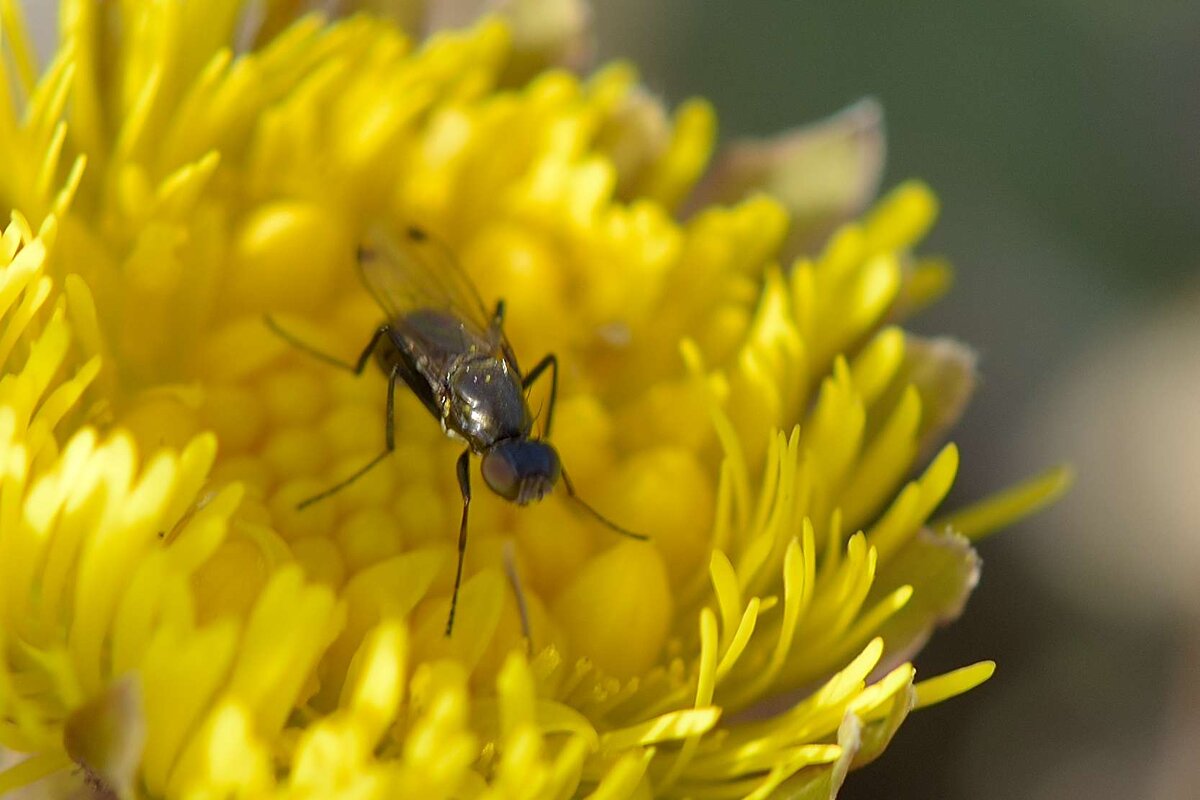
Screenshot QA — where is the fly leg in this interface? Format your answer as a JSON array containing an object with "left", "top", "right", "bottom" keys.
[
  {"left": 264, "top": 316, "right": 390, "bottom": 376},
  {"left": 265, "top": 318, "right": 400, "bottom": 509},
  {"left": 446, "top": 449, "right": 472, "bottom": 637},
  {"left": 297, "top": 361, "right": 400, "bottom": 510},
  {"left": 522, "top": 353, "right": 645, "bottom": 541},
  {"left": 523, "top": 354, "right": 558, "bottom": 437}
]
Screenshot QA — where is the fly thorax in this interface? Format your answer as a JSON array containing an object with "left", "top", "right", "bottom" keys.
[{"left": 447, "top": 358, "right": 527, "bottom": 446}]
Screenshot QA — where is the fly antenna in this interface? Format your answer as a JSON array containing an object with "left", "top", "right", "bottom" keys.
[{"left": 560, "top": 468, "right": 649, "bottom": 541}]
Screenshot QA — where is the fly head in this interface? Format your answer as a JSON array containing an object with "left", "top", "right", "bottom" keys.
[{"left": 481, "top": 439, "right": 561, "bottom": 505}]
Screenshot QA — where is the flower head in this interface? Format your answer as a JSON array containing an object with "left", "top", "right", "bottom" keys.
[{"left": 0, "top": 1, "right": 1069, "bottom": 797}]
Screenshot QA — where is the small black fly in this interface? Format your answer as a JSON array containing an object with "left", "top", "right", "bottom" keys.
[{"left": 266, "top": 224, "right": 647, "bottom": 636}]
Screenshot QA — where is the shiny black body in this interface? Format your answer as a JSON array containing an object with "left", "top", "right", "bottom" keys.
[
  {"left": 267, "top": 225, "right": 644, "bottom": 638},
  {"left": 377, "top": 307, "right": 529, "bottom": 451}
]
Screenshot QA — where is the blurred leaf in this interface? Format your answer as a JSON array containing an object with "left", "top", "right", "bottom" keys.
[
  {"left": 63, "top": 676, "right": 146, "bottom": 800},
  {"left": 689, "top": 98, "right": 886, "bottom": 258},
  {"left": 904, "top": 335, "right": 978, "bottom": 459},
  {"left": 868, "top": 527, "right": 980, "bottom": 677},
  {"left": 491, "top": 0, "right": 593, "bottom": 80}
]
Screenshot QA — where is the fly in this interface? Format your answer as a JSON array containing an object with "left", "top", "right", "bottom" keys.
[{"left": 266, "top": 224, "right": 648, "bottom": 636}]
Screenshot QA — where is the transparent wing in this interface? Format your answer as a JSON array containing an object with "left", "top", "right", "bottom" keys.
[{"left": 357, "top": 224, "right": 495, "bottom": 338}]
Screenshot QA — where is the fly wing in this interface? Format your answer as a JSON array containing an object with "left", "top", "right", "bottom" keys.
[{"left": 357, "top": 224, "right": 496, "bottom": 341}]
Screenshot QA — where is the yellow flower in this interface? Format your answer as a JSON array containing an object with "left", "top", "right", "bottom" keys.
[{"left": 0, "top": 1, "right": 1071, "bottom": 797}]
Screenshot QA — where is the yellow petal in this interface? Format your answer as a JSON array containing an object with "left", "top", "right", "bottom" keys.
[{"left": 933, "top": 464, "right": 1074, "bottom": 541}]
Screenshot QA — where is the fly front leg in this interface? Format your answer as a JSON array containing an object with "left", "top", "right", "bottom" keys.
[
  {"left": 446, "top": 448, "right": 473, "bottom": 637},
  {"left": 297, "top": 362, "right": 400, "bottom": 510},
  {"left": 523, "top": 354, "right": 558, "bottom": 437},
  {"left": 265, "top": 316, "right": 391, "bottom": 376},
  {"left": 353, "top": 325, "right": 393, "bottom": 374}
]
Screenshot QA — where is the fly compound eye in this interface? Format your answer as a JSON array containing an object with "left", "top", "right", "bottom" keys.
[
  {"left": 482, "top": 441, "right": 561, "bottom": 505},
  {"left": 481, "top": 448, "right": 521, "bottom": 502}
]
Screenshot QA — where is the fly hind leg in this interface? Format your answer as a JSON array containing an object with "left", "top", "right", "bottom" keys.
[
  {"left": 296, "top": 361, "right": 401, "bottom": 510},
  {"left": 264, "top": 316, "right": 390, "bottom": 376}
]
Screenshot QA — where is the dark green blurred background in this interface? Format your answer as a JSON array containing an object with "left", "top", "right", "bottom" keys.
[{"left": 595, "top": 2, "right": 1200, "bottom": 798}]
